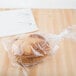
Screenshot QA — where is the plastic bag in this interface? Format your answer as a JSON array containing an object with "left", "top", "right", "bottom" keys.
[{"left": 2, "top": 25, "right": 76, "bottom": 76}]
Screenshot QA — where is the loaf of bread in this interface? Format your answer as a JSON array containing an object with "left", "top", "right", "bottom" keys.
[{"left": 12, "top": 34, "right": 50, "bottom": 67}]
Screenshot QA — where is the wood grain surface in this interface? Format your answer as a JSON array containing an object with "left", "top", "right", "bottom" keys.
[{"left": 0, "top": 9, "right": 76, "bottom": 76}]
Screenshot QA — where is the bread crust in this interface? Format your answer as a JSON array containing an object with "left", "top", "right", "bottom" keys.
[{"left": 12, "top": 34, "right": 50, "bottom": 66}]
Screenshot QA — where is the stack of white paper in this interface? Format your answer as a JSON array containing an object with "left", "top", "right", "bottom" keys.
[{"left": 0, "top": 9, "right": 38, "bottom": 37}]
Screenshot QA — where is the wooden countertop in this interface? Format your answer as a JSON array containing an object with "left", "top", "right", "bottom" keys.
[{"left": 0, "top": 9, "right": 76, "bottom": 76}]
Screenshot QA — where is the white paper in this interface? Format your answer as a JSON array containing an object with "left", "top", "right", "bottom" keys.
[{"left": 0, "top": 9, "right": 38, "bottom": 37}]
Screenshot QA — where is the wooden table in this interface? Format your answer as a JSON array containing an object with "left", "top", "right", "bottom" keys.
[{"left": 0, "top": 9, "right": 76, "bottom": 76}]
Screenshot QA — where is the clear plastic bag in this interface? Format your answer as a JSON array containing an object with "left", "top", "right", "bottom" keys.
[{"left": 2, "top": 25, "right": 76, "bottom": 76}]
